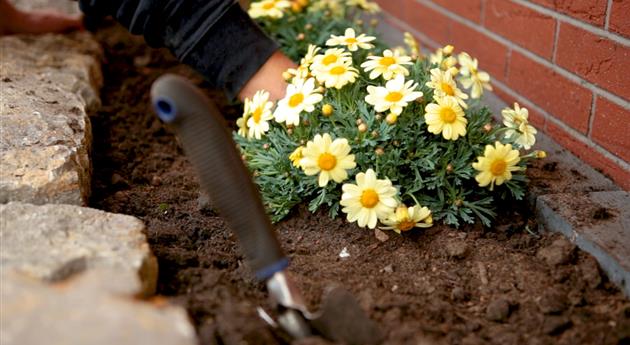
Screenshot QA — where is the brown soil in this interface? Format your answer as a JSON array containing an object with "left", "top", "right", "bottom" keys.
[{"left": 89, "top": 23, "right": 630, "bottom": 345}]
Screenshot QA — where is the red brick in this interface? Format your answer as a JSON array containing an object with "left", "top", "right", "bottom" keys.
[
  {"left": 431, "top": 0, "right": 483, "bottom": 23},
  {"left": 405, "top": 0, "right": 451, "bottom": 45},
  {"left": 591, "top": 97, "right": 630, "bottom": 162},
  {"left": 528, "top": 0, "right": 608, "bottom": 27},
  {"left": 485, "top": 0, "right": 557, "bottom": 59},
  {"left": 374, "top": 0, "right": 407, "bottom": 20},
  {"left": 609, "top": 0, "right": 630, "bottom": 38},
  {"left": 507, "top": 51, "right": 592, "bottom": 133},
  {"left": 547, "top": 121, "right": 630, "bottom": 190},
  {"left": 556, "top": 23, "right": 630, "bottom": 101},
  {"left": 492, "top": 84, "right": 547, "bottom": 129},
  {"left": 449, "top": 20, "right": 509, "bottom": 82}
]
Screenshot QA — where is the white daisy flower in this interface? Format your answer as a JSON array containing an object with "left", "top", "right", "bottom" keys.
[
  {"left": 244, "top": 90, "right": 274, "bottom": 140},
  {"left": 326, "top": 28, "right": 376, "bottom": 51},
  {"left": 360, "top": 49, "right": 412, "bottom": 80},
  {"left": 299, "top": 133, "right": 356, "bottom": 187},
  {"left": 381, "top": 204, "right": 433, "bottom": 234},
  {"left": 311, "top": 60, "right": 359, "bottom": 89},
  {"left": 340, "top": 169, "right": 398, "bottom": 229},
  {"left": 502, "top": 103, "right": 537, "bottom": 150},
  {"left": 426, "top": 68, "right": 468, "bottom": 108},
  {"left": 458, "top": 52, "right": 492, "bottom": 99},
  {"left": 365, "top": 74, "right": 423, "bottom": 115},
  {"left": 248, "top": 0, "right": 291, "bottom": 19},
  {"left": 274, "top": 77, "right": 323, "bottom": 126},
  {"left": 310, "top": 48, "right": 352, "bottom": 73}
]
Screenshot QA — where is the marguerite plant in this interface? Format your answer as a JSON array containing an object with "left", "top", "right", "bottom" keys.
[{"left": 236, "top": 0, "right": 543, "bottom": 229}]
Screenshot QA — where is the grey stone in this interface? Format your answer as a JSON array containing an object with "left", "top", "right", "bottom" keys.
[
  {"left": 0, "top": 202, "right": 158, "bottom": 295},
  {"left": 445, "top": 239, "right": 469, "bottom": 259},
  {"left": 0, "top": 269, "right": 197, "bottom": 345},
  {"left": 537, "top": 191, "right": 630, "bottom": 297},
  {"left": 374, "top": 228, "right": 389, "bottom": 242},
  {"left": 0, "top": 33, "right": 102, "bottom": 205},
  {"left": 10, "top": 0, "right": 82, "bottom": 14}
]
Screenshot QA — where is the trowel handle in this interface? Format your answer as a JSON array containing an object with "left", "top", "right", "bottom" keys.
[{"left": 150, "top": 74, "right": 288, "bottom": 280}]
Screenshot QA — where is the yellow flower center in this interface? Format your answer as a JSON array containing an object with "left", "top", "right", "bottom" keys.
[
  {"left": 360, "top": 189, "right": 379, "bottom": 208},
  {"left": 329, "top": 66, "right": 346, "bottom": 75},
  {"left": 398, "top": 220, "right": 416, "bottom": 232},
  {"left": 440, "top": 107, "right": 457, "bottom": 123},
  {"left": 262, "top": 2, "right": 275, "bottom": 9},
  {"left": 441, "top": 82, "right": 454, "bottom": 96},
  {"left": 317, "top": 153, "right": 337, "bottom": 171},
  {"left": 288, "top": 93, "right": 304, "bottom": 107},
  {"left": 385, "top": 91, "right": 403, "bottom": 102},
  {"left": 490, "top": 159, "right": 507, "bottom": 176},
  {"left": 345, "top": 37, "right": 358, "bottom": 44},
  {"left": 322, "top": 54, "right": 338, "bottom": 65},
  {"left": 379, "top": 56, "right": 396, "bottom": 66},
  {"left": 252, "top": 107, "right": 263, "bottom": 123}
]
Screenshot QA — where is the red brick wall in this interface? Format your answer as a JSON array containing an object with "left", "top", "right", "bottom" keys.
[{"left": 376, "top": 0, "right": 630, "bottom": 190}]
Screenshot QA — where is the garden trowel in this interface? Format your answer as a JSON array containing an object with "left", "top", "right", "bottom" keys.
[{"left": 151, "top": 74, "right": 383, "bottom": 345}]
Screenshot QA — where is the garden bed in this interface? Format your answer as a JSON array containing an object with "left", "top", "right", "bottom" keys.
[{"left": 90, "top": 23, "right": 629, "bottom": 345}]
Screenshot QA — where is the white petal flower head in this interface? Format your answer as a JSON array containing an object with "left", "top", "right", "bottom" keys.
[
  {"left": 346, "top": 0, "right": 380, "bottom": 13},
  {"left": 381, "top": 204, "right": 433, "bottom": 234},
  {"left": 301, "top": 44, "right": 321, "bottom": 67},
  {"left": 424, "top": 96, "right": 468, "bottom": 140},
  {"left": 326, "top": 28, "right": 376, "bottom": 51},
  {"left": 430, "top": 45, "right": 457, "bottom": 72},
  {"left": 360, "top": 49, "right": 412, "bottom": 80},
  {"left": 472, "top": 141, "right": 521, "bottom": 190},
  {"left": 426, "top": 68, "right": 468, "bottom": 108},
  {"left": 274, "top": 78, "right": 323, "bottom": 126},
  {"left": 310, "top": 48, "right": 352, "bottom": 73},
  {"left": 248, "top": 0, "right": 291, "bottom": 19},
  {"left": 245, "top": 90, "right": 274, "bottom": 140},
  {"left": 364, "top": 74, "right": 423, "bottom": 115},
  {"left": 236, "top": 103, "right": 250, "bottom": 138},
  {"left": 311, "top": 60, "right": 359, "bottom": 89},
  {"left": 299, "top": 133, "right": 356, "bottom": 187},
  {"left": 502, "top": 103, "right": 537, "bottom": 149},
  {"left": 340, "top": 169, "right": 398, "bottom": 229},
  {"left": 458, "top": 52, "right": 492, "bottom": 99}
]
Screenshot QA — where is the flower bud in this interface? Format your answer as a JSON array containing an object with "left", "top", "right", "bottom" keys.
[
  {"left": 375, "top": 147, "right": 385, "bottom": 156},
  {"left": 355, "top": 19, "right": 364, "bottom": 26},
  {"left": 393, "top": 140, "right": 400, "bottom": 146},
  {"left": 263, "top": 143, "right": 270, "bottom": 150},
  {"left": 358, "top": 123, "right": 368, "bottom": 132},
  {"left": 282, "top": 71, "right": 293, "bottom": 81},
  {"left": 302, "top": 118, "right": 310, "bottom": 126},
  {"left": 287, "top": 128, "right": 294, "bottom": 135},
  {"left": 356, "top": 118, "right": 363, "bottom": 125},
  {"left": 535, "top": 150, "right": 547, "bottom": 159},
  {"left": 371, "top": 130, "right": 379, "bottom": 138},
  {"left": 370, "top": 19, "right": 379, "bottom": 27},
  {"left": 386, "top": 113, "right": 398, "bottom": 124},
  {"left": 375, "top": 114, "right": 382, "bottom": 120},
  {"left": 322, "top": 104, "right": 334, "bottom": 116},
  {"left": 483, "top": 123, "right": 492, "bottom": 132},
  {"left": 304, "top": 23, "right": 313, "bottom": 30},
  {"left": 443, "top": 45, "right": 455, "bottom": 55},
  {"left": 454, "top": 198, "right": 463, "bottom": 207},
  {"left": 446, "top": 163, "right": 454, "bottom": 173},
  {"left": 296, "top": 32, "right": 305, "bottom": 41}
]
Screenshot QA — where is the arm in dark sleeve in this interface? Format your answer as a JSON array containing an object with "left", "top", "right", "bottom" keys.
[{"left": 79, "top": 0, "right": 280, "bottom": 99}]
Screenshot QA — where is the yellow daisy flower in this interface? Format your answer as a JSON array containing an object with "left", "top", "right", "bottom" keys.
[
  {"left": 424, "top": 96, "right": 468, "bottom": 140},
  {"left": 300, "top": 133, "right": 356, "bottom": 187},
  {"left": 244, "top": 90, "right": 274, "bottom": 140},
  {"left": 365, "top": 74, "right": 423, "bottom": 115},
  {"left": 289, "top": 146, "right": 304, "bottom": 168},
  {"left": 248, "top": 0, "right": 291, "bottom": 19},
  {"left": 274, "top": 77, "right": 323, "bottom": 126},
  {"left": 300, "top": 44, "right": 321, "bottom": 67},
  {"left": 458, "top": 52, "right": 492, "bottom": 99},
  {"left": 340, "top": 169, "right": 398, "bottom": 229},
  {"left": 472, "top": 141, "right": 521, "bottom": 190},
  {"left": 360, "top": 49, "right": 412, "bottom": 80},
  {"left": 502, "top": 103, "right": 537, "bottom": 150},
  {"left": 326, "top": 28, "right": 376, "bottom": 51},
  {"left": 310, "top": 48, "right": 352, "bottom": 73},
  {"left": 381, "top": 204, "right": 433, "bottom": 234},
  {"left": 311, "top": 60, "right": 359, "bottom": 89},
  {"left": 426, "top": 68, "right": 469, "bottom": 108}
]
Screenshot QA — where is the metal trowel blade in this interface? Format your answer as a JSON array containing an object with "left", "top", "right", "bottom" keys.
[{"left": 309, "top": 286, "right": 383, "bottom": 345}]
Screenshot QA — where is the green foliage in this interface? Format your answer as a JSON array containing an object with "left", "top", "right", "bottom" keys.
[{"left": 237, "top": 1, "right": 540, "bottom": 227}]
